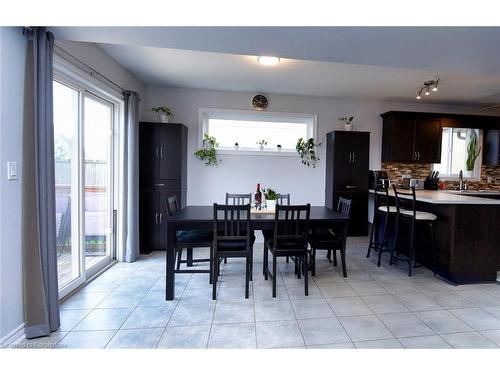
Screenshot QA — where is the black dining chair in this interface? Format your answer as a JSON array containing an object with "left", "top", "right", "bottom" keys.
[
  {"left": 276, "top": 193, "right": 290, "bottom": 205},
  {"left": 166, "top": 196, "right": 213, "bottom": 280},
  {"left": 390, "top": 185, "right": 438, "bottom": 277},
  {"left": 308, "top": 197, "right": 352, "bottom": 277},
  {"left": 225, "top": 193, "right": 252, "bottom": 205},
  {"left": 212, "top": 203, "right": 255, "bottom": 299},
  {"left": 263, "top": 204, "right": 311, "bottom": 297}
]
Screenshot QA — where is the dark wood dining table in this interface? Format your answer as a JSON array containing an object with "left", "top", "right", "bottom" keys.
[{"left": 165, "top": 205, "right": 350, "bottom": 300}]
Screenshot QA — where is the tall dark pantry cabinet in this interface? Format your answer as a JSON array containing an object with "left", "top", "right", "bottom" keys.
[
  {"left": 325, "top": 131, "right": 370, "bottom": 236},
  {"left": 139, "top": 122, "right": 187, "bottom": 253}
]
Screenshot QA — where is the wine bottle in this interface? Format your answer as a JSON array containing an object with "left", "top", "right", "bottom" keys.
[{"left": 255, "top": 183, "right": 262, "bottom": 208}]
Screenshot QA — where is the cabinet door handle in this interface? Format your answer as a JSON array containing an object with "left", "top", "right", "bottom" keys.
[
  {"left": 159, "top": 213, "right": 163, "bottom": 224},
  {"left": 160, "top": 147, "right": 164, "bottom": 158},
  {"left": 348, "top": 152, "right": 352, "bottom": 163},
  {"left": 352, "top": 152, "right": 356, "bottom": 163},
  {"left": 154, "top": 183, "right": 165, "bottom": 187},
  {"left": 155, "top": 213, "right": 158, "bottom": 224}
]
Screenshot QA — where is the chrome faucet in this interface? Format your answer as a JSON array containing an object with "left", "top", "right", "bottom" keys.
[{"left": 458, "top": 170, "right": 467, "bottom": 191}]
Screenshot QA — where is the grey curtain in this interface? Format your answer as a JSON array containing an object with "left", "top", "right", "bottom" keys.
[
  {"left": 22, "top": 27, "right": 60, "bottom": 338},
  {"left": 122, "top": 91, "right": 140, "bottom": 262}
]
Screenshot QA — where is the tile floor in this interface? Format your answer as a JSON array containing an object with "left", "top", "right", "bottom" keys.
[{"left": 21, "top": 236, "right": 500, "bottom": 349}]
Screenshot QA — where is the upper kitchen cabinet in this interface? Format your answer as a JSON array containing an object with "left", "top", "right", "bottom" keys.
[{"left": 381, "top": 111, "right": 442, "bottom": 163}]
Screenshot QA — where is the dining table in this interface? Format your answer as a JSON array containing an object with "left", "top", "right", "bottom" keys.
[{"left": 165, "top": 205, "right": 350, "bottom": 300}]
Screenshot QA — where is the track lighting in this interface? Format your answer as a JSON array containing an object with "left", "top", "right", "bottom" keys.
[{"left": 415, "top": 78, "right": 440, "bottom": 100}]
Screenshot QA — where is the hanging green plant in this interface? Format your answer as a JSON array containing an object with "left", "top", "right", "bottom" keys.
[
  {"left": 296, "top": 137, "right": 321, "bottom": 167},
  {"left": 466, "top": 130, "right": 481, "bottom": 171},
  {"left": 195, "top": 133, "right": 220, "bottom": 166}
]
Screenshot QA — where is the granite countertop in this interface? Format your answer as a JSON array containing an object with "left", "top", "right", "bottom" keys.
[{"left": 369, "top": 189, "right": 500, "bottom": 205}]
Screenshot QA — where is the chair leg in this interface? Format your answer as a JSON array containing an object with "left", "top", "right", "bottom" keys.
[
  {"left": 224, "top": 257, "right": 227, "bottom": 264},
  {"left": 303, "top": 254, "right": 308, "bottom": 296},
  {"left": 333, "top": 250, "right": 338, "bottom": 267},
  {"left": 327, "top": 250, "right": 332, "bottom": 263},
  {"left": 245, "top": 258, "right": 250, "bottom": 299},
  {"left": 187, "top": 248, "right": 193, "bottom": 267},
  {"left": 296, "top": 257, "right": 301, "bottom": 279},
  {"left": 212, "top": 257, "right": 218, "bottom": 300},
  {"left": 263, "top": 242, "right": 268, "bottom": 276},
  {"left": 250, "top": 246, "right": 254, "bottom": 281},
  {"left": 264, "top": 246, "right": 269, "bottom": 280},
  {"left": 340, "top": 248, "right": 347, "bottom": 277},
  {"left": 311, "top": 247, "right": 316, "bottom": 276},
  {"left": 367, "top": 213, "right": 377, "bottom": 258},
  {"left": 286, "top": 256, "right": 289, "bottom": 263},
  {"left": 176, "top": 247, "right": 182, "bottom": 270},
  {"left": 377, "top": 242, "right": 384, "bottom": 267},
  {"left": 272, "top": 254, "right": 277, "bottom": 298},
  {"left": 209, "top": 246, "right": 213, "bottom": 284}
]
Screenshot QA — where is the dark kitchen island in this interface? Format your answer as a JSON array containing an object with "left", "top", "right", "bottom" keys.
[{"left": 369, "top": 189, "right": 500, "bottom": 284}]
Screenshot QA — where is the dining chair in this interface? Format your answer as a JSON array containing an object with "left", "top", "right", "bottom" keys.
[
  {"left": 212, "top": 203, "right": 255, "bottom": 299},
  {"left": 276, "top": 193, "right": 290, "bottom": 205},
  {"left": 263, "top": 204, "right": 311, "bottom": 297},
  {"left": 308, "top": 197, "right": 352, "bottom": 277},
  {"left": 225, "top": 193, "right": 252, "bottom": 205},
  {"left": 390, "top": 185, "right": 437, "bottom": 277},
  {"left": 166, "top": 195, "right": 213, "bottom": 280}
]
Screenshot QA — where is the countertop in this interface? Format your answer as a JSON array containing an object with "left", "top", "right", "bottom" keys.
[{"left": 369, "top": 189, "right": 500, "bottom": 205}]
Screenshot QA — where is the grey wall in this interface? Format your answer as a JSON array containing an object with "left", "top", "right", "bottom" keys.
[
  {"left": 0, "top": 27, "right": 26, "bottom": 342},
  {"left": 144, "top": 86, "right": 484, "bottom": 206}
]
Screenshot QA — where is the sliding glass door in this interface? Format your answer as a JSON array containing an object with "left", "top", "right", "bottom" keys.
[{"left": 54, "top": 79, "right": 115, "bottom": 298}]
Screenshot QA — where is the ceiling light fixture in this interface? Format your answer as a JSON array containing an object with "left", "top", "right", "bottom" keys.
[
  {"left": 416, "top": 88, "right": 422, "bottom": 100},
  {"left": 415, "top": 78, "right": 440, "bottom": 100},
  {"left": 257, "top": 56, "right": 280, "bottom": 66}
]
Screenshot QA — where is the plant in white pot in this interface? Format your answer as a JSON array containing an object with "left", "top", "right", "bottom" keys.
[
  {"left": 152, "top": 106, "right": 174, "bottom": 123},
  {"left": 338, "top": 115, "right": 354, "bottom": 131},
  {"left": 256, "top": 139, "right": 267, "bottom": 151},
  {"left": 465, "top": 129, "right": 481, "bottom": 177},
  {"left": 263, "top": 188, "right": 279, "bottom": 210}
]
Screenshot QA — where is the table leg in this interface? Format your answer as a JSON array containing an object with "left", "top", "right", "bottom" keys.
[{"left": 166, "top": 220, "right": 176, "bottom": 300}]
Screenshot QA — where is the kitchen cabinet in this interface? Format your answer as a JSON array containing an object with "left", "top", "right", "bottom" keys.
[
  {"left": 483, "top": 129, "right": 500, "bottom": 166},
  {"left": 139, "top": 122, "right": 187, "bottom": 253},
  {"left": 381, "top": 112, "right": 442, "bottom": 163},
  {"left": 325, "top": 131, "right": 370, "bottom": 236}
]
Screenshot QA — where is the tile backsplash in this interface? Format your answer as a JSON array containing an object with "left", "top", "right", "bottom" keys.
[{"left": 381, "top": 162, "right": 500, "bottom": 190}]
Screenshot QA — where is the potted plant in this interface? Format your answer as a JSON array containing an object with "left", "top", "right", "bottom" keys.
[
  {"left": 277, "top": 144, "right": 282, "bottom": 152},
  {"left": 234, "top": 142, "right": 239, "bottom": 150},
  {"left": 263, "top": 187, "right": 279, "bottom": 210},
  {"left": 195, "top": 133, "right": 219, "bottom": 166},
  {"left": 465, "top": 129, "right": 481, "bottom": 176},
  {"left": 256, "top": 139, "right": 267, "bottom": 151},
  {"left": 296, "top": 137, "right": 321, "bottom": 167},
  {"left": 338, "top": 115, "right": 354, "bottom": 131},
  {"left": 152, "top": 106, "right": 174, "bottom": 123}
]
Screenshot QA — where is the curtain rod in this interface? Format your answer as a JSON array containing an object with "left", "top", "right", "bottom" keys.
[{"left": 54, "top": 44, "right": 134, "bottom": 97}]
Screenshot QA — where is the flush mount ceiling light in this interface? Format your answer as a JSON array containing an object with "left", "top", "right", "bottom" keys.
[
  {"left": 257, "top": 56, "right": 280, "bottom": 66},
  {"left": 415, "top": 78, "right": 440, "bottom": 100}
]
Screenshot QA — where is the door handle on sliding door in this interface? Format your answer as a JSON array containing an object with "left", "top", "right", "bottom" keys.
[
  {"left": 159, "top": 213, "right": 163, "bottom": 224},
  {"left": 155, "top": 213, "right": 158, "bottom": 224},
  {"left": 160, "top": 147, "right": 163, "bottom": 158}
]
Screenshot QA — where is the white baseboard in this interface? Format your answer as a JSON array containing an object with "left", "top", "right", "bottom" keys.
[{"left": 1, "top": 323, "right": 25, "bottom": 348}]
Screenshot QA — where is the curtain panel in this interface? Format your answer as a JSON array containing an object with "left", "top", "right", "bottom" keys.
[{"left": 22, "top": 27, "right": 60, "bottom": 339}]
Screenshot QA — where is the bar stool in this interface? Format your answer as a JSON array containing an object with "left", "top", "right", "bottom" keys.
[
  {"left": 389, "top": 185, "right": 437, "bottom": 277},
  {"left": 367, "top": 184, "right": 397, "bottom": 267}
]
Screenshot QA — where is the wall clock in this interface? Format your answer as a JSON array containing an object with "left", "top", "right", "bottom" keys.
[{"left": 252, "top": 94, "right": 268, "bottom": 111}]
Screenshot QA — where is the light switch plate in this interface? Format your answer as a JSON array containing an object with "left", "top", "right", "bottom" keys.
[{"left": 7, "top": 161, "right": 17, "bottom": 180}]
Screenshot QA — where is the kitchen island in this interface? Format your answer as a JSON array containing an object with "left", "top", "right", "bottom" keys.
[{"left": 369, "top": 189, "right": 500, "bottom": 284}]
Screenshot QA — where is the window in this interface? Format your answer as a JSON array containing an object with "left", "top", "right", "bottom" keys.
[
  {"left": 199, "top": 108, "right": 316, "bottom": 154},
  {"left": 433, "top": 127, "right": 482, "bottom": 179}
]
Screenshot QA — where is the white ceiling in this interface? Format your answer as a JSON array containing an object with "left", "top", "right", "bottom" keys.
[
  {"left": 50, "top": 27, "right": 500, "bottom": 107},
  {"left": 98, "top": 43, "right": 500, "bottom": 105}
]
